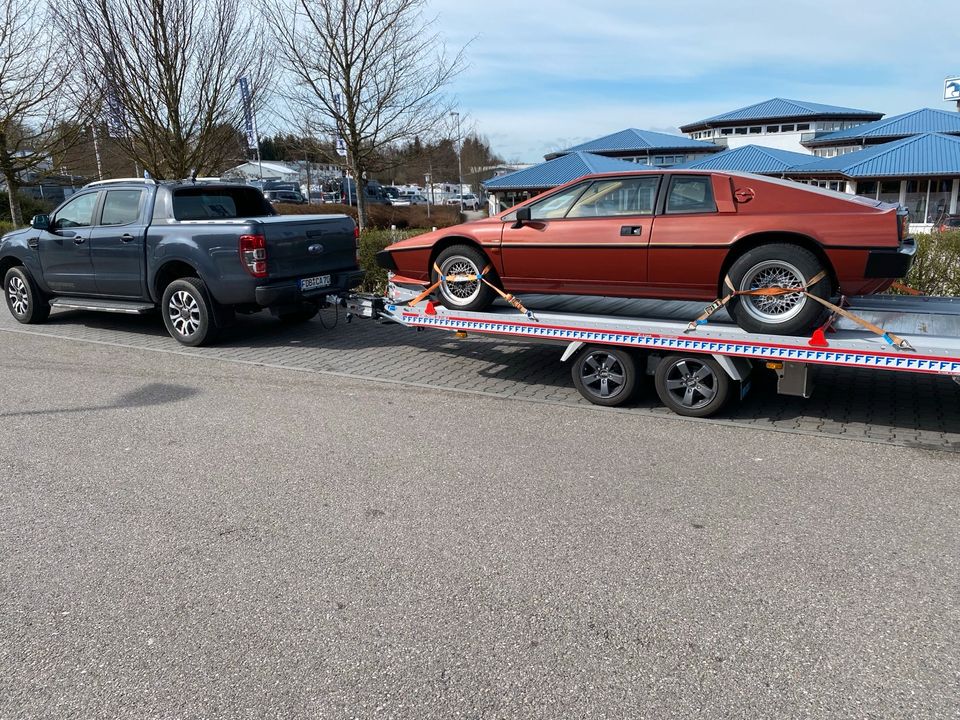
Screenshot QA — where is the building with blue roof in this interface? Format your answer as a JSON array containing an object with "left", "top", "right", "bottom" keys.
[
  {"left": 679, "top": 98, "right": 883, "bottom": 154},
  {"left": 785, "top": 133, "right": 960, "bottom": 226},
  {"left": 545, "top": 128, "right": 721, "bottom": 165},
  {"left": 801, "top": 108, "right": 960, "bottom": 157},
  {"left": 674, "top": 144, "right": 820, "bottom": 175}
]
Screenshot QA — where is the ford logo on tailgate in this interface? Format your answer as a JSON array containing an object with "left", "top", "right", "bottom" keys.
[{"left": 308, "top": 243, "right": 324, "bottom": 254}]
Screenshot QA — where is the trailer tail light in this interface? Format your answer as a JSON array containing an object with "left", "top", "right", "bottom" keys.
[{"left": 239, "top": 234, "right": 268, "bottom": 278}]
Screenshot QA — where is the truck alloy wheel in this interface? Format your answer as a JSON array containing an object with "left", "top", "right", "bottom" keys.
[
  {"left": 161, "top": 277, "right": 216, "bottom": 346},
  {"left": 4, "top": 266, "right": 50, "bottom": 324}
]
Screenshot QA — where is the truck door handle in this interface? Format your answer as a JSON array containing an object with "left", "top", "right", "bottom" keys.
[
  {"left": 120, "top": 234, "right": 135, "bottom": 243},
  {"left": 73, "top": 236, "right": 86, "bottom": 245},
  {"left": 28, "top": 239, "right": 39, "bottom": 249},
  {"left": 620, "top": 226, "right": 643, "bottom": 236}
]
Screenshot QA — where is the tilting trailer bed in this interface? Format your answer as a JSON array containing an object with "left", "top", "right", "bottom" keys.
[{"left": 343, "top": 287, "right": 960, "bottom": 418}]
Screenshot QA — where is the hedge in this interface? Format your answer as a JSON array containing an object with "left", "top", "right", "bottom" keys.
[{"left": 901, "top": 231, "right": 960, "bottom": 297}]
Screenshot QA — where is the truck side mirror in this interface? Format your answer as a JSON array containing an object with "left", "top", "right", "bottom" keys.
[
  {"left": 512, "top": 206, "right": 531, "bottom": 229},
  {"left": 31, "top": 214, "right": 50, "bottom": 230}
]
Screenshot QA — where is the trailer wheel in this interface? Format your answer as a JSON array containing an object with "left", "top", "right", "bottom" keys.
[
  {"left": 654, "top": 354, "right": 730, "bottom": 418},
  {"left": 571, "top": 346, "right": 637, "bottom": 407}
]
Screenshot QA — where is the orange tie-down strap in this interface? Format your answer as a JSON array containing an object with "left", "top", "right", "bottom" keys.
[
  {"left": 408, "top": 263, "right": 533, "bottom": 317},
  {"left": 685, "top": 271, "right": 915, "bottom": 351}
]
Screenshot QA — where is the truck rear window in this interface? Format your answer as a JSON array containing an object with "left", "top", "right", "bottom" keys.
[{"left": 172, "top": 187, "right": 272, "bottom": 220}]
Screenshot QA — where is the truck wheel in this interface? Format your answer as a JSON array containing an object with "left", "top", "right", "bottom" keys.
[
  {"left": 725, "top": 244, "right": 831, "bottom": 335},
  {"left": 4, "top": 266, "right": 50, "bottom": 324},
  {"left": 433, "top": 244, "right": 496, "bottom": 311},
  {"left": 571, "top": 345, "right": 638, "bottom": 407},
  {"left": 654, "top": 354, "right": 730, "bottom": 418},
  {"left": 161, "top": 277, "right": 218, "bottom": 346}
]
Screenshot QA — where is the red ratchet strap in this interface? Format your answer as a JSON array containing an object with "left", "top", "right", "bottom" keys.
[
  {"left": 408, "top": 263, "right": 535, "bottom": 318},
  {"left": 686, "top": 270, "right": 915, "bottom": 352}
]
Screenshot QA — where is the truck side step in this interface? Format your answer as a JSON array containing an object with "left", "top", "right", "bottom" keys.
[{"left": 50, "top": 297, "right": 156, "bottom": 314}]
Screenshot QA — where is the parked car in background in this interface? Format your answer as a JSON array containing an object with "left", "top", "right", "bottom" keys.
[
  {"left": 376, "top": 170, "right": 915, "bottom": 336},
  {"left": 446, "top": 193, "right": 481, "bottom": 210},
  {"left": 936, "top": 215, "right": 960, "bottom": 233},
  {"left": 322, "top": 192, "right": 340, "bottom": 204},
  {"left": 390, "top": 194, "right": 429, "bottom": 207},
  {"left": 264, "top": 189, "right": 306, "bottom": 205},
  {"left": 340, "top": 179, "right": 390, "bottom": 206},
  {"left": 1, "top": 180, "right": 363, "bottom": 346}
]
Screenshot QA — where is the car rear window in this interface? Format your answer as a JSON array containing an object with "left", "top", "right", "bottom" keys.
[{"left": 172, "top": 187, "right": 271, "bottom": 220}]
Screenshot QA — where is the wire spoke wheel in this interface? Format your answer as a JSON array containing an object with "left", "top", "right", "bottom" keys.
[
  {"left": 168, "top": 290, "right": 201, "bottom": 337},
  {"left": 439, "top": 255, "right": 482, "bottom": 306},
  {"left": 7, "top": 276, "right": 28, "bottom": 317},
  {"left": 739, "top": 259, "right": 807, "bottom": 324}
]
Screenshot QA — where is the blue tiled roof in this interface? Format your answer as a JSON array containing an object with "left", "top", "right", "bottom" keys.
[
  {"left": 681, "top": 98, "right": 882, "bottom": 131},
  {"left": 551, "top": 129, "right": 718, "bottom": 158},
  {"left": 483, "top": 152, "right": 645, "bottom": 191},
  {"left": 673, "top": 144, "right": 820, "bottom": 174},
  {"left": 804, "top": 108, "right": 960, "bottom": 146},
  {"left": 788, "top": 133, "right": 960, "bottom": 178}
]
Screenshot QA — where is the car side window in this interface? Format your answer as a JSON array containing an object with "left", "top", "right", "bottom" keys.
[
  {"left": 566, "top": 177, "right": 660, "bottom": 218},
  {"left": 665, "top": 176, "right": 717, "bottom": 214},
  {"left": 52, "top": 192, "right": 98, "bottom": 230},
  {"left": 528, "top": 182, "right": 589, "bottom": 220},
  {"left": 100, "top": 190, "right": 143, "bottom": 226}
]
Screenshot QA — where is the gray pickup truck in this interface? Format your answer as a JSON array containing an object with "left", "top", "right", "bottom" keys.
[{"left": 0, "top": 179, "right": 363, "bottom": 345}]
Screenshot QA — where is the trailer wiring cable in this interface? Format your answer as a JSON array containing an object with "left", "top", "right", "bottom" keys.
[{"left": 686, "top": 271, "right": 916, "bottom": 351}]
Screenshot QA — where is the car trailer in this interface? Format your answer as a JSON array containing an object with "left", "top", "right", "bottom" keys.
[{"left": 342, "top": 286, "right": 960, "bottom": 418}]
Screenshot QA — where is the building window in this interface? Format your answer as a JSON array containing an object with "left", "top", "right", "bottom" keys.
[
  {"left": 734, "top": 127, "right": 747, "bottom": 135},
  {"left": 749, "top": 126, "right": 761, "bottom": 134},
  {"left": 856, "top": 181, "right": 878, "bottom": 199},
  {"left": 796, "top": 123, "right": 810, "bottom": 131},
  {"left": 766, "top": 125, "right": 780, "bottom": 133},
  {"left": 878, "top": 180, "right": 901, "bottom": 205},
  {"left": 721, "top": 128, "right": 733, "bottom": 135},
  {"left": 781, "top": 124, "right": 795, "bottom": 132}
]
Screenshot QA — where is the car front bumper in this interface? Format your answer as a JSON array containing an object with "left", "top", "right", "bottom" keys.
[
  {"left": 254, "top": 269, "right": 366, "bottom": 307},
  {"left": 864, "top": 236, "right": 917, "bottom": 278}
]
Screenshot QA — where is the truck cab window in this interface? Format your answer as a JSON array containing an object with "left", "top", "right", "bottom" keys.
[
  {"left": 100, "top": 190, "right": 143, "bottom": 226},
  {"left": 173, "top": 187, "right": 271, "bottom": 220},
  {"left": 53, "top": 192, "right": 98, "bottom": 230}
]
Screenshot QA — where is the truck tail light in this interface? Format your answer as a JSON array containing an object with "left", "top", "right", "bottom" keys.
[
  {"left": 239, "top": 234, "right": 268, "bottom": 278},
  {"left": 354, "top": 223, "right": 360, "bottom": 263}
]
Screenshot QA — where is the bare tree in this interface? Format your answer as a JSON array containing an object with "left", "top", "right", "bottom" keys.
[
  {"left": 56, "top": 0, "right": 272, "bottom": 180},
  {"left": 263, "top": 0, "right": 466, "bottom": 229},
  {"left": 0, "top": 0, "right": 88, "bottom": 225}
]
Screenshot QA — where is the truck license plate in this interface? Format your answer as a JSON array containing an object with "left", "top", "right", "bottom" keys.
[{"left": 299, "top": 275, "right": 331, "bottom": 291}]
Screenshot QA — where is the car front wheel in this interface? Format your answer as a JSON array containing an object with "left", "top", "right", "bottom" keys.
[
  {"left": 432, "top": 244, "right": 496, "bottom": 312},
  {"left": 4, "top": 266, "right": 50, "bottom": 324},
  {"left": 725, "top": 244, "right": 831, "bottom": 336}
]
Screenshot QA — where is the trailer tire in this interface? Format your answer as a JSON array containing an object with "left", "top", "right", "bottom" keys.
[
  {"left": 654, "top": 354, "right": 730, "bottom": 418},
  {"left": 571, "top": 346, "right": 638, "bottom": 407}
]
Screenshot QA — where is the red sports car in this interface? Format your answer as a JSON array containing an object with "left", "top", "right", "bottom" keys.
[{"left": 376, "top": 170, "right": 915, "bottom": 334}]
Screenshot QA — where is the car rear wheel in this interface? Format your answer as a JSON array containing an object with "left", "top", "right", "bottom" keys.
[
  {"left": 725, "top": 243, "right": 831, "bottom": 335},
  {"left": 4, "top": 266, "right": 50, "bottom": 324},
  {"left": 432, "top": 244, "right": 496, "bottom": 311},
  {"left": 161, "top": 277, "right": 218, "bottom": 346}
]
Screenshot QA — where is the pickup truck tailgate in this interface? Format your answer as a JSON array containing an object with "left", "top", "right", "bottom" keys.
[{"left": 259, "top": 215, "right": 356, "bottom": 279}]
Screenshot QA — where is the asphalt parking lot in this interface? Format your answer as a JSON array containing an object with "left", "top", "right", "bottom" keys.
[{"left": 1, "top": 309, "right": 959, "bottom": 718}]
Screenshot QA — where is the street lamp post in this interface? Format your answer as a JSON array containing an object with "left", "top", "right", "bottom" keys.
[{"left": 450, "top": 111, "right": 462, "bottom": 211}]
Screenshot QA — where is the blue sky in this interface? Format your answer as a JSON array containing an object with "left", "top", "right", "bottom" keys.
[{"left": 432, "top": 0, "right": 960, "bottom": 162}]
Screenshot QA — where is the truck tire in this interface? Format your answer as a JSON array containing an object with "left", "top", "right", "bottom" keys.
[
  {"left": 571, "top": 345, "right": 638, "bottom": 407},
  {"left": 161, "top": 277, "right": 218, "bottom": 346},
  {"left": 4, "top": 266, "right": 50, "bottom": 324},
  {"left": 432, "top": 244, "right": 496, "bottom": 311},
  {"left": 653, "top": 354, "right": 730, "bottom": 418},
  {"left": 725, "top": 244, "right": 831, "bottom": 336}
]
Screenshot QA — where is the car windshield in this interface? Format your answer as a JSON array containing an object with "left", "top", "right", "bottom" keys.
[{"left": 173, "top": 186, "right": 271, "bottom": 220}]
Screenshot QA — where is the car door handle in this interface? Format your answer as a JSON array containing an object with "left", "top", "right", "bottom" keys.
[
  {"left": 120, "top": 233, "right": 135, "bottom": 243},
  {"left": 620, "top": 226, "right": 643, "bottom": 236},
  {"left": 73, "top": 236, "right": 86, "bottom": 245}
]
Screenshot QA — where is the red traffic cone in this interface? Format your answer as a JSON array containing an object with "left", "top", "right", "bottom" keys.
[{"left": 424, "top": 300, "right": 437, "bottom": 316}]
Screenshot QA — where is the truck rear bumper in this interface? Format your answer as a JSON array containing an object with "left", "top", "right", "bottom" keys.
[{"left": 254, "top": 270, "right": 365, "bottom": 307}]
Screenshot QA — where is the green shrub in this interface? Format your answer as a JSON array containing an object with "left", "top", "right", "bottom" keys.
[
  {"left": 902, "top": 231, "right": 960, "bottom": 296},
  {"left": 0, "top": 221, "right": 15, "bottom": 236},
  {"left": 357, "top": 228, "right": 427, "bottom": 294},
  {"left": 0, "top": 192, "right": 54, "bottom": 225},
  {"left": 273, "top": 202, "right": 463, "bottom": 229}
]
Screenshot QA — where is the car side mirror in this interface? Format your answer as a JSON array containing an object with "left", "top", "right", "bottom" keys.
[
  {"left": 31, "top": 214, "right": 50, "bottom": 230},
  {"left": 512, "top": 206, "right": 531, "bottom": 229}
]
